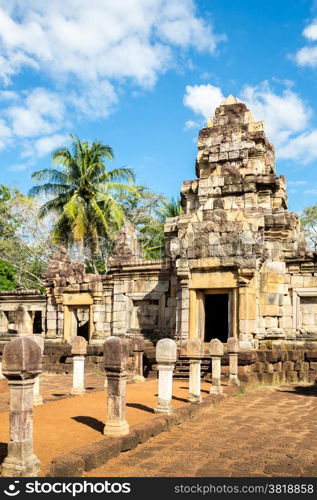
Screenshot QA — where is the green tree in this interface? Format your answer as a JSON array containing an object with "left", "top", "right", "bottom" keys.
[
  {"left": 29, "top": 135, "right": 136, "bottom": 258},
  {"left": 0, "top": 259, "right": 16, "bottom": 290},
  {"left": 116, "top": 188, "right": 182, "bottom": 259},
  {"left": 0, "top": 187, "right": 53, "bottom": 290},
  {"left": 301, "top": 205, "right": 317, "bottom": 250},
  {"left": 158, "top": 197, "right": 183, "bottom": 221}
]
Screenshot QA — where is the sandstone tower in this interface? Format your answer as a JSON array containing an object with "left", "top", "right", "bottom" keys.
[{"left": 165, "top": 96, "right": 310, "bottom": 348}]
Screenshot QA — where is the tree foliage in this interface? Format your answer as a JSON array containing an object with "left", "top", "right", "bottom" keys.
[
  {"left": 0, "top": 186, "right": 55, "bottom": 290},
  {"left": 301, "top": 205, "right": 317, "bottom": 250},
  {"left": 116, "top": 186, "right": 182, "bottom": 259},
  {"left": 29, "top": 135, "right": 136, "bottom": 260}
]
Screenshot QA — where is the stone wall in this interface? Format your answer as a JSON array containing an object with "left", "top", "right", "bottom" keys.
[{"left": 229, "top": 350, "right": 317, "bottom": 385}]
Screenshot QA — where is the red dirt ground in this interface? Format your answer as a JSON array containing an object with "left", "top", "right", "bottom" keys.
[{"left": 0, "top": 376, "right": 212, "bottom": 476}]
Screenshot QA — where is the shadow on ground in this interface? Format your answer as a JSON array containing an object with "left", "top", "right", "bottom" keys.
[
  {"left": 278, "top": 384, "right": 317, "bottom": 397},
  {"left": 72, "top": 416, "right": 104, "bottom": 433},
  {"left": 126, "top": 403, "right": 153, "bottom": 413}
]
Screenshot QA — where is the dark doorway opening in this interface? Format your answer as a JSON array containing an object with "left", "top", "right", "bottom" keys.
[
  {"left": 33, "top": 311, "right": 42, "bottom": 333},
  {"left": 77, "top": 320, "right": 89, "bottom": 341},
  {"left": 204, "top": 294, "right": 229, "bottom": 343}
]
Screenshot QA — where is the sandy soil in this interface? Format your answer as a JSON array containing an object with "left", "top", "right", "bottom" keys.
[{"left": 0, "top": 377, "right": 212, "bottom": 476}]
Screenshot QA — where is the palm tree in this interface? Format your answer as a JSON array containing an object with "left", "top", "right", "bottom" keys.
[
  {"left": 28, "top": 135, "right": 136, "bottom": 257},
  {"left": 139, "top": 196, "right": 183, "bottom": 259},
  {"left": 158, "top": 197, "right": 183, "bottom": 221}
]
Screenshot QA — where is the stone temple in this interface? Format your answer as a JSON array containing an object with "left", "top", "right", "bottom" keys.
[{"left": 1, "top": 96, "right": 317, "bottom": 372}]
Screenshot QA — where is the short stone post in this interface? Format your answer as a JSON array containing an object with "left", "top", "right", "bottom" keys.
[
  {"left": 33, "top": 337, "right": 44, "bottom": 405},
  {"left": 227, "top": 337, "right": 240, "bottom": 387},
  {"left": 132, "top": 335, "right": 145, "bottom": 383},
  {"left": 71, "top": 336, "right": 87, "bottom": 396},
  {"left": 1, "top": 336, "right": 42, "bottom": 477},
  {"left": 187, "top": 338, "right": 204, "bottom": 403},
  {"left": 104, "top": 336, "right": 129, "bottom": 437},
  {"left": 209, "top": 338, "right": 224, "bottom": 395},
  {"left": 154, "top": 338, "right": 177, "bottom": 415}
]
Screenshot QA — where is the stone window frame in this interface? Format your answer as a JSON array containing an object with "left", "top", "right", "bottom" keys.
[
  {"left": 125, "top": 291, "right": 166, "bottom": 333},
  {"left": 292, "top": 287, "right": 317, "bottom": 331}
]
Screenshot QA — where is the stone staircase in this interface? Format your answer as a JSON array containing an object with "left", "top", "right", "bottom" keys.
[{"left": 173, "top": 355, "right": 211, "bottom": 379}]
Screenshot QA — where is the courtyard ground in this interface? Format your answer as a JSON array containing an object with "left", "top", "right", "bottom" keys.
[
  {"left": 84, "top": 383, "right": 317, "bottom": 478},
  {"left": 0, "top": 375, "right": 316, "bottom": 477},
  {"left": 0, "top": 374, "right": 211, "bottom": 476}
]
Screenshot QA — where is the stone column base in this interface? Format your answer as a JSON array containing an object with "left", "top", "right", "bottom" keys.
[
  {"left": 209, "top": 385, "right": 223, "bottom": 395},
  {"left": 154, "top": 398, "right": 173, "bottom": 415},
  {"left": 71, "top": 387, "right": 85, "bottom": 396},
  {"left": 133, "top": 375, "right": 145, "bottom": 383},
  {"left": 228, "top": 376, "right": 241, "bottom": 387},
  {"left": 103, "top": 419, "right": 129, "bottom": 437},
  {"left": 188, "top": 393, "right": 202, "bottom": 403},
  {"left": 1, "top": 454, "right": 40, "bottom": 477},
  {"left": 33, "top": 394, "right": 43, "bottom": 406}
]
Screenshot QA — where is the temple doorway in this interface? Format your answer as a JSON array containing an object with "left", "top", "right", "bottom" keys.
[{"left": 204, "top": 293, "right": 229, "bottom": 343}]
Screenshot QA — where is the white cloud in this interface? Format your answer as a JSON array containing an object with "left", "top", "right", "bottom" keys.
[
  {"left": 278, "top": 130, "right": 317, "bottom": 163},
  {"left": 0, "top": 118, "right": 12, "bottom": 149},
  {"left": 304, "top": 189, "right": 317, "bottom": 195},
  {"left": 184, "top": 119, "right": 200, "bottom": 130},
  {"left": 0, "top": 0, "right": 223, "bottom": 88},
  {"left": 6, "top": 88, "right": 65, "bottom": 138},
  {"left": 183, "top": 81, "right": 317, "bottom": 164},
  {"left": 294, "top": 46, "right": 317, "bottom": 67},
  {"left": 33, "top": 133, "right": 69, "bottom": 158},
  {"left": 303, "top": 20, "right": 317, "bottom": 41},
  {"left": 69, "top": 81, "right": 118, "bottom": 120},
  {"left": 240, "top": 81, "right": 311, "bottom": 148},
  {"left": 294, "top": 19, "right": 317, "bottom": 67},
  {"left": 0, "top": 0, "right": 225, "bottom": 158},
  {"left": 183, "top": 84, "right": 224, "bottom": 120}
]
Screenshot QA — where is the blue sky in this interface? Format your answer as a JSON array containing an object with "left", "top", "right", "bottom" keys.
[{"left": 1, "top": 0, "right": 317, "bottom": 213}]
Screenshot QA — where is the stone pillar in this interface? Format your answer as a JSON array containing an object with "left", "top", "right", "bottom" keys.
[
  {"left": 187, "top": 338, "right": 204, "bottom": 403},
  {"left": 33, "top": 337, "right": 44, "bottom": 406},
  {"left": 1, "top": 336, "right": 42, "bottom": 477},
  {"left": 104, "top": 336, "right": 129, "bottom": 437},
  {"left": 0, "top": 360, "right": 5, "bottom": 379},
  {"left": 154, "top": 338, "right": 177, "bottom": 415},
  {"left": 71, "top": 336, "right": 87, "bottom": 396},
  {"left": 227, "top": 337, "right": 240, "bottom": 387},
  {"left": 209, "top": 338, "right": 224, "bottom": 395},
  {"left": 132, "top": 335, "right": 145, "bottom": 383}
]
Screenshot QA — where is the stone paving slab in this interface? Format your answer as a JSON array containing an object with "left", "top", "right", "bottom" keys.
[{"left": 84, "top": 383, "right": 317, "bottom": 478}]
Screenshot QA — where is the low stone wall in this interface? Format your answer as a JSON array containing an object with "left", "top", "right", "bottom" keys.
[
  {"left": 42, "top": 343, "right": 156, "bottom": 376},
  {"left": 0, "top": 340, "right": 157, "bottom": 377},
  {"left": 42, "top": 344, "right": 104, "bottom": 374},
  {"left": 230, "top": 350, "right": 317, "bottom": 385}
]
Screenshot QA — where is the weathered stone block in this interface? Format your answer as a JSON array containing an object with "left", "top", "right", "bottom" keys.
[
  {"left": 156, "top": 338, "right": 177, "bottom": 364},
  {"left": 209, "top": 338, "right": 224, "bottom": 356},
  {"left": 283, "top": 361, "right": 295, "bottom": 371},
  {"left": 252, "top": 361, "right": 265, "bottom": 372},
  {"left": 48, "top": 454, "right": 85, "bottom": 477},
  {"left": 285, "top": 370, "right": 298, "bottom": 383},
  {"left": 71, "top": 336, "right": 87, "bottom": 356}
]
